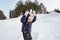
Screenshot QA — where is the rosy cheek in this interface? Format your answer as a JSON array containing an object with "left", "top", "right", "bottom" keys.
[{"left": 28, "top": 19, "right": 32, "bottom": 22}]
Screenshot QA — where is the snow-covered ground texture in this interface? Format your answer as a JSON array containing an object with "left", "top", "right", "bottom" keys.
[{"left": 0, "top": 12, "right": 60, "bottom": 40}]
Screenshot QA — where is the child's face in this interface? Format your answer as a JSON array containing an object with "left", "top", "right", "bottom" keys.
[{"left": 28, "top": 16, "right": 34, "bottom": 22}]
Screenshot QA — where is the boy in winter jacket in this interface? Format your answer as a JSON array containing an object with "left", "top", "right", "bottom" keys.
[{"left": 21, "top": 10, "right": 36, "bottom": 40}]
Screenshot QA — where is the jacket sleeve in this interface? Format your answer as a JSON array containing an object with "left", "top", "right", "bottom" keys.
[
  {"left": 21, "top": 15, "right": 26, "bottom": 23},
  {"left": 32, "top": 16, "right": 36, "bottom": 23}
]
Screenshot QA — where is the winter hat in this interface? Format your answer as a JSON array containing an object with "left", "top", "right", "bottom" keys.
[
  {"left": 29, "top": 9, "right": 33, "bottom": 17},
  {"left": 24, "top": 11, "right": 29, "bottom": 17},
  {"left": 30, "top": 9, "right": 33, "bottom": 13}
]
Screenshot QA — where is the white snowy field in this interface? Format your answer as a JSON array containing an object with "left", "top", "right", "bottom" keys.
[{"left": 0, "top": 12, "right": 60, "bottom": 40}]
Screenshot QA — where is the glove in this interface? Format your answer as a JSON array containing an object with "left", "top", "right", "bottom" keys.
[
  {"left": 30, "top": 9, "right": 33, "bottom": 13},
  {"left": 33, "top": 10, "right": 36, "bottom": 16},
  {"left": 24, "top": 11, "right": 29, "bottom": 17}
]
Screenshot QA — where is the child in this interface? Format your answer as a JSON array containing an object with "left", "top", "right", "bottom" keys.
[{"left": 21, "top": 10, "right": 36, "bottom": 40}]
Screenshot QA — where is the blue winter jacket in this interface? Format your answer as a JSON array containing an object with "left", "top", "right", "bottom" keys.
[{"left": 21, "top": 14, "right": 36, "bottom": 32}]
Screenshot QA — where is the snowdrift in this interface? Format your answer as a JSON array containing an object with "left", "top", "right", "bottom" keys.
[{"left": 0, "top": 12, "right": 60, "bottom": 40}]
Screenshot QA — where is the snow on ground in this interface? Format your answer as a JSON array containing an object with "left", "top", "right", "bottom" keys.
[{"left": 0, "top": 12, "right": 60, "bottom": 40}]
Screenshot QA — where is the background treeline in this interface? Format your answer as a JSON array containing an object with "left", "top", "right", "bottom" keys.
[
  {"left": 9, "top": 0, "right": 46, "bottom": 18},
  {"left": 0, "top": 0, "right": 60, "bottom": 20},
  {"left": 0, "top": 10, "right": 6, "bottom": 20}
]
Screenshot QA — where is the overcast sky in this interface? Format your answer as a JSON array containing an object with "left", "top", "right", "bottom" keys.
[{"left": 0, "top": 0, "right": 60, "bottom": 18}]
